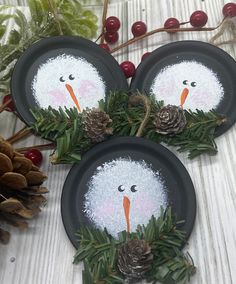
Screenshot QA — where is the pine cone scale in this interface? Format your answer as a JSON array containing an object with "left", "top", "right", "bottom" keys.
[
  {"left": 12, "top": 156, "right": 32, "bottom": 175},
  {"left": 0, "top": 139, "right": 14, "bottom": 158},
  {"left": 0, "top": 153, "right": 13, "bottom": 175},
  {"left": 0, "top": 172, "right": 27, "bottom": 189}
]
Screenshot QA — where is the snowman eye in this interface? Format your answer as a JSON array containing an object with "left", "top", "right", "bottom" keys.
[
  {"left": 183, "top": 80, "right": 188, "bottom": 85},
  {"left": 191, "top": 82, "right": 197, "bottom": 87},
  {"left": 131, "top": 185, "right": 137, "bottom": 192},
  {"left": 69, "top": 74, "right": 75, "bottom": 80},
  {"left": 118, "top": 185, "right": 125, "bottom": 192},
  {"left": 59, "top": 76, "right": 65, "bottom": 82}
]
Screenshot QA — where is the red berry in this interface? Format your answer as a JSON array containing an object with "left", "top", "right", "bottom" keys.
[
  {"left": 131, "top": 21, "right": 147, "bottom": 37},
  {"left": 99, "top": 43, "right": 110, "bottom": 52},
  {"left": 164, "top": 18, "right": 180, "bottom": 31},
  {"left": 104, "top": 31, "right": 119, "bottom": 44},
  {"left": 24, "top": 149, "right": 43, "bottom": 167},
  {"left": 120, "top": 61, "right": 136, "bottom": 78},
  {"left": 105, "top": 16, "right": 120, "bottom": 33},
  {"left": 2, "top": 94, "right": 15, "bottom": 112},
  {"left": 141, "top": 52, "right": 151, "bottom": 61},
  {"left": 190, "top": 11, "right": 208, "bottom": 27},
  {"left": 223, "top": 3, "right": 236, "bottom": 17}
]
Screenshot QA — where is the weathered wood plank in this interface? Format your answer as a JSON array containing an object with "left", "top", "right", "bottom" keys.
[{"left": 0, "top": 1, "right": 236, "bottom": 283}]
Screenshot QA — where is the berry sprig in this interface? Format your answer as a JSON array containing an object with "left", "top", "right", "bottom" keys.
[
  {"left": 98, "top": 3, "right": 236, "bottom": 79},
  {"left": 110, "top": 14, "right": 224, "bottom": 54}
]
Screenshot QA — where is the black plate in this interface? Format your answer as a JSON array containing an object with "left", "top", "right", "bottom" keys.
[
  {"left": 130, "top": 40, "right": 236, "bottom": 136},
  {"left": 11, "top": 36, "right": 128, "bottom": 125},
  {"left": 61, "top": 137, "right": 196, "bottom": 248}
]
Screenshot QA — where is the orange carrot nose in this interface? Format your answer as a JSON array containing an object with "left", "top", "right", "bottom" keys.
[
  {"left": 180, "top": 88, "right": 189, "bottom": 107},
  {"left": 123, "top": 196, "right": 131, "bottom": 233},
  {"left": 65, "top": 84, "right": 81, "bottom": 112}
]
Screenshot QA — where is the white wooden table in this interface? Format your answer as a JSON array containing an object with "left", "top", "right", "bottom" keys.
[{"left": 0, "top": 0, "right": 236, "bottom": 283}]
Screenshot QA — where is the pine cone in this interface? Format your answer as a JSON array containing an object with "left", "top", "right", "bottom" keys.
[
  {"left": 154, "top": 105, "right": 187, "bottom": 135},
  {"left": 0, "top": 137, "right": 48, "bottom": 244},
  {"left": 117, "top": 239, "right": 153, "bottom": 283},
  {"left": 84, "top": 109, "right": 113, "bottom": 143}
]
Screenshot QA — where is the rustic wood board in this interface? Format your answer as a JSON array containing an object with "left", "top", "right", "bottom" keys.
[{"left": 0, "top": 1, "right": 236, "bottom": 283}]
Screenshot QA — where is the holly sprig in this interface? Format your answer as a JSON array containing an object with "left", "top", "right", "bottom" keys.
[
  {"left": 73, "top": 207, "right": 196, "bottom": 284},
  {"left": 30, "top": 91, "right": 225, "bottom": 164}
]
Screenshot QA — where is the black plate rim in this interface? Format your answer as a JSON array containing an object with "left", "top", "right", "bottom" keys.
[
  {"left": 61, "top": 136, "right": 196, "bottom": 249},
  {"left": 130, "top": 40, "right": 236, "bottom": 136},
  {"left": 10, "top": 35, "right": 129, "bottom": 126}
]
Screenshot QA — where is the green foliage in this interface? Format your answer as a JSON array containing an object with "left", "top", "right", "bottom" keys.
[
  {"left": 0, "top": 0, "right": 98, "bottom": 95},
  {"left": 31, "top": 91, "right": 226, "bottom": 164},
  {"left": 151, "top": 110, "right": 223, "bottom": 159},
  {"left": 31, "top": 106, "right": 92, "bottom": 163},
  {"left": 74, "top": 207, "right": 196, "bottom": 284}
]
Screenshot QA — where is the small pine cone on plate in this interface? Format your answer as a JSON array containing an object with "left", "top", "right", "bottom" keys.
[
  {"left": 154, "top": 105, "right": 187, "bottom": 135},
  {"left": 117, "top": 239, "right": 153, "bottom": 283},
  {"left": 84, "top": 109, "right": 113, "bottom": 143}
]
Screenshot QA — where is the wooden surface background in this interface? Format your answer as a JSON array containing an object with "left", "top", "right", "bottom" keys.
[{"left": 0, "top": 0, "right": 236, "bottom": 283}]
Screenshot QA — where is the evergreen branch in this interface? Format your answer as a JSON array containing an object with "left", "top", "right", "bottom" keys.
[
  {"left": 148, "top": 250, "right": 196, "bottom": 284},
  {"left": 73, "top": 207, "right": 196, "bottom": 284},
  {"left": 30, "top": 91, "right": 225, "bottom": 163},
  {"left": 161, "top": 110, "right": 225, "bottom": 158},
  {"left": 31, "top": 107, "right": 81, "bottom": 140}
]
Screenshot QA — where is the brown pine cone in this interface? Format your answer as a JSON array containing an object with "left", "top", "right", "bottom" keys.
[
  {"left": 0, "top": 137, "right": 48, "bottom": 244},
  {"left": 154, "top": 105, "right": 187, "bottom": 135},
  {"left": 117, "top": 239, "right": 153, "bottom": 283},
  {"left": 84, "top": 109, "right": 113, "bottom": 143}
]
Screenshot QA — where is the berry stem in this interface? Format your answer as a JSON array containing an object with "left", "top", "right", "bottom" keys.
[
  {"left": 100, "top": 0, "right": 109, "bottom": 44},
  {"left": 180, "top": 21, "right": 190, "bottom": 25},
  {"left": 209, "top": 17, "right": 233, "bottom": 45},
  {"left": 110, "top": 19, "right": 225, "bottom": 54},
  {"left": 0, "top": 98, "right": 12, "bottom": 113},
  {"left": 95, "top": 32, "right": 103, "bottom": 43},
  {"left": 16, "top": 143, "right": 55, "bottom": 153},
  {"left": 7, "top": 127, "right": 32, "bottom": 144}
]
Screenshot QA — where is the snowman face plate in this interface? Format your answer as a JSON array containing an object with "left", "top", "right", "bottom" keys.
[
  {"left": 11, "top": 36, "right": 128, "bottom": 125},
  {"left": 61, "top": 137, "right": 196, "bottom": 248},
  {"left": 131, "top": 40, "right": 236, "bottom": 136}
]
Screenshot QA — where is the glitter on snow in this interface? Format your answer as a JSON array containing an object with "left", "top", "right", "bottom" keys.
[
  {"left": 151, "top": 61, "right": 224, "bottom": 112},
  {"left": 84, "top": 158, "right": 168, "bottom": 237}
]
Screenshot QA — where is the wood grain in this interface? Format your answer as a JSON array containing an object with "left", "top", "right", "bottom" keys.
[{"left": 0, "top": 1, "right": 236, "bottom": 283}]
